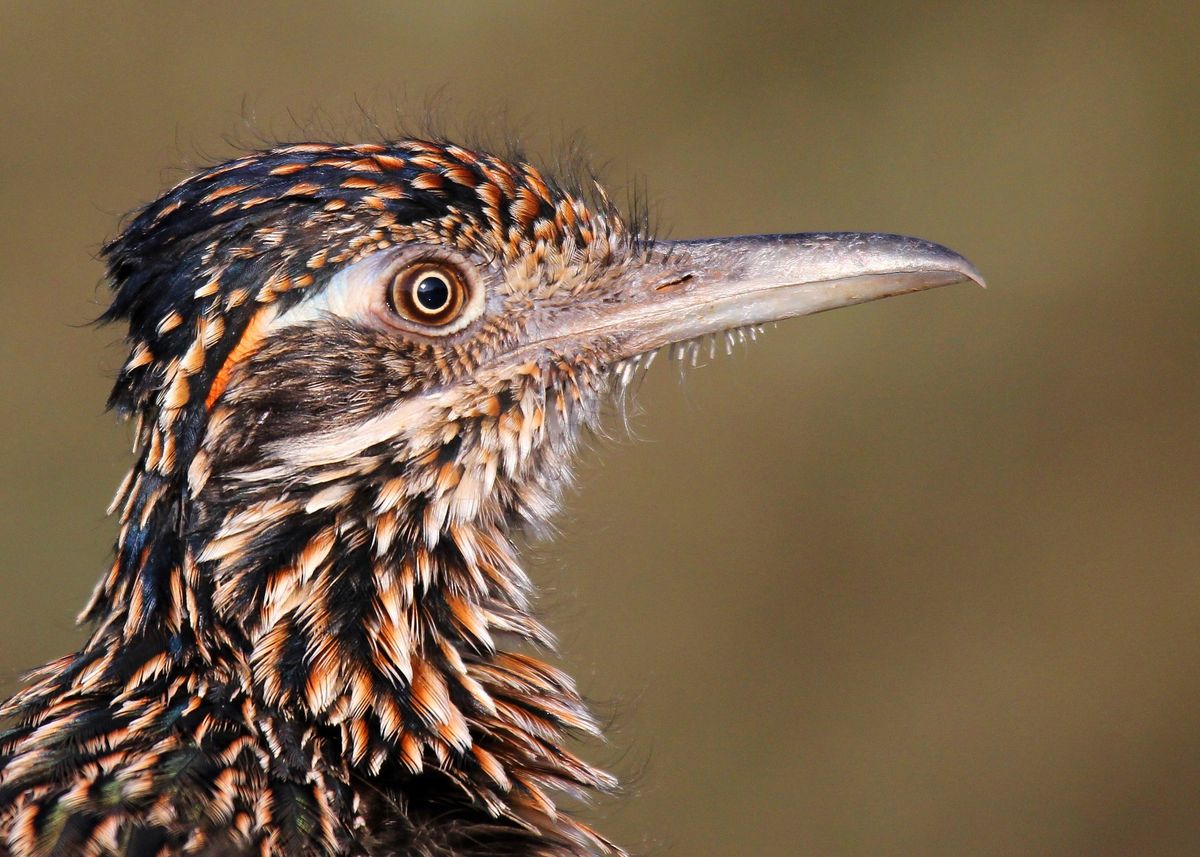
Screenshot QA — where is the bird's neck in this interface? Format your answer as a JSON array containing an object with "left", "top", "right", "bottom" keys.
[{"left": 63, "top": 376, "right": 617, "bottom": 848}]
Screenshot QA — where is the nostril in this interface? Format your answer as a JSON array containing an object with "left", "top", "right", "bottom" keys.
[{"left": 654, "top": 272, "right": 694, "bottom": 291}]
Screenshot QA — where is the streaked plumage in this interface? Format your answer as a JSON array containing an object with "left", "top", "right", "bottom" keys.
[{"left": 0, "top": 139, "right": 982, "bottom": 856}]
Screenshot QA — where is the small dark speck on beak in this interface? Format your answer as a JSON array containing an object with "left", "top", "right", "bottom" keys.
[{"left": 655, "top": 273, "right": 694, "bottom": 292}]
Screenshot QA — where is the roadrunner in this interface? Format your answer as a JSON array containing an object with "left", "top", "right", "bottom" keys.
[{"left": 0, "top": 139, "right": 982, "bottom": 856}]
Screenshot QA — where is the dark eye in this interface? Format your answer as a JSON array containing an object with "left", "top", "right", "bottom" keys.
[
  {"left": 415, "top": 274, "right": 450, "bottom": 313},
  {"left": 388, "top": 262, "right": 469, "bottom": 327}
]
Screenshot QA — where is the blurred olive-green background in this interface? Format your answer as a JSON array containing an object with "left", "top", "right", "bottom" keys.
[{"left": 3, "top": 3, "right": 1199, "bottom": 855}]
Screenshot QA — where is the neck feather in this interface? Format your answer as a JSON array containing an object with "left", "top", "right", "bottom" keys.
[{"left": 54, "top": 362, "right": 620, "bottom": 852}]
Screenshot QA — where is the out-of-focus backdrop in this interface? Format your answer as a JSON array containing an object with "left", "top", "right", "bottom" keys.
[{"left": 2, "top": 3, "right": 1198, "bottom": 855}]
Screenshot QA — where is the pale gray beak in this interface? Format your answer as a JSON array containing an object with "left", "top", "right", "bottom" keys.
[{"left": 537, "top": 232, "right": 983, "bottom": 362}]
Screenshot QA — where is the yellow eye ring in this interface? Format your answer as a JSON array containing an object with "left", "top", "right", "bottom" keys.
[{"left": 387, "top": 263, "right": 468, "bottom": 326}]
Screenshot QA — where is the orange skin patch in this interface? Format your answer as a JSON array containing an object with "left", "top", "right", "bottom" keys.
[{"left": 205, "top": 308, "right": 271, "bottom": 410}]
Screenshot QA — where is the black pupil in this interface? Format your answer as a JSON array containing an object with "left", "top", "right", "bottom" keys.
[{"left": 414, "top": 275, "right": 450, "bottom": 313}]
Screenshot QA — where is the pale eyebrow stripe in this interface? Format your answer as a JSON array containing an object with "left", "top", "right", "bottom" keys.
[{"left": 268, "top": 253, "right": 386, "bottom": 331}]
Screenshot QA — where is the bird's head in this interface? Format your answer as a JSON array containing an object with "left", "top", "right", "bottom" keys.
[
  {"left": 100, "top": 140, "right": 980, "bottom": 543},
  {"left": 73, "top": 139, "right": 980, "bottom": 848}
]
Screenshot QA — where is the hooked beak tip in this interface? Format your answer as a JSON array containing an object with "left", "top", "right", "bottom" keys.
[{"left": 947, "top": 255, "right": 987, "bottom": 290}]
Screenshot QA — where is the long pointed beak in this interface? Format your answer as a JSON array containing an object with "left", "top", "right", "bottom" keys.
[{"left": 549, "top": 232, "right": 984, "bottom": 362}]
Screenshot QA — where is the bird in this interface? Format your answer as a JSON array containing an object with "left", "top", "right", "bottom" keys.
[{"left": 0, "top": 138, "right": 983, "bottom": 857}]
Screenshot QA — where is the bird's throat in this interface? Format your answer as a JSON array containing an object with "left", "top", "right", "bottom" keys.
[{"left": 59, "top": 357, "right": 620, "bottom": 850}]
